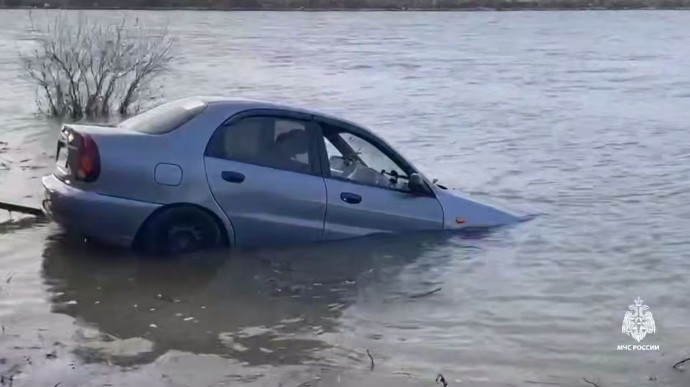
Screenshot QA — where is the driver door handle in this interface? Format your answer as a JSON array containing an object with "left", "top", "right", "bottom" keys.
[
  {"left": 340, "top": 192, "right": 362, "bottom": 204},
  {"left": 221, "top": 171, "right": 245, "bottom": 184}
]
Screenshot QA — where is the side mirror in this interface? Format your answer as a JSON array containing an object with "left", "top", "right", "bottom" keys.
[{"left": 408, "top": 173, "right": 429, "bottom": 195}]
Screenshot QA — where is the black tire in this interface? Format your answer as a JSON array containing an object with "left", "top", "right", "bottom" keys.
[{"left": 137, "top": 206, "right": 224, "bottom": 256}]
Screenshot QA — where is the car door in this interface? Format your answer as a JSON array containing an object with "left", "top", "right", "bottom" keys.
[
  {"left": 313, "top": 118, "right": 445, "bottom": 240},
  {"left": 204, "top": 111, "right": 327, "bottom": 247}
]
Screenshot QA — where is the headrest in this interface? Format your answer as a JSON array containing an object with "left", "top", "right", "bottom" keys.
[{"left": 276, "top": 129, "right": 310, "bottom": 154}]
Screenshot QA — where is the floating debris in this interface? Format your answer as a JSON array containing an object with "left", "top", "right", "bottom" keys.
[
  {"left": 409, "top": 287, "right": 443, "bottom": 299},
  {"left": 582, "top": 377, "right": 599, "bottom": 387},
  {"left": 673, "top": 357, "right": 690, "bottom": 371}
]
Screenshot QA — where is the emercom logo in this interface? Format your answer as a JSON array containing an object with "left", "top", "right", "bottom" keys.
[{"left": 617, "top": 297, "right": 660, "bottom": 351}]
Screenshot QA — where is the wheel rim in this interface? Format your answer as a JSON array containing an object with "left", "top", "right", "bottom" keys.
[{"left": 166, "top": 220, "right": 217, "bottom": 254}]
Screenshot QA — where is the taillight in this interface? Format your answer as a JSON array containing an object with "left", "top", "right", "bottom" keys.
[{"left": 75, "top": 133, "right": 100, "bottom": 182}]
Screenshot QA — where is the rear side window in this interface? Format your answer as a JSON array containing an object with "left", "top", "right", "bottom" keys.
[
  {"left": 119, "top": 99, "right": 207, "bottom": 134},
  {"left": 207, "top": 116, "right": 316, "bottom": 175}
]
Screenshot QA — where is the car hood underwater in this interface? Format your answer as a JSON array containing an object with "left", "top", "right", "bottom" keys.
[{"left": 431, "top": 183, "right": 535, "bottom": 230}]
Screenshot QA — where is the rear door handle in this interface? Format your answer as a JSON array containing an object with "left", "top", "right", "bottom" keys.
[
  {"left": 340, "top": 192, "right": 361, "bottom": 204},
  {"left": 221, "top": 171, "right": 245, "bottom": 184}
]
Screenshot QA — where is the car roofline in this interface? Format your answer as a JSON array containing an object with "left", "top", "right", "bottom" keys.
[{"left": 194, "top": 96, "right": 367, "bottom": 130}]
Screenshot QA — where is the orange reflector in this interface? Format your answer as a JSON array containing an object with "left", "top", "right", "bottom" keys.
[{"left": 455, "top": 217, "right": 465, "bottom": 224}]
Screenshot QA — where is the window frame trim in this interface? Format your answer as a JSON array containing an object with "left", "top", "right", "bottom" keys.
[
  {"left": 204, "top": 109, "right": 324, "bottom": 177},
  {"left": 312, "top": 116, "right": 436, "bottom": 197}
]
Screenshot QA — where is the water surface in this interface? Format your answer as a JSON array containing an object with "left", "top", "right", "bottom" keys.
[{"left": 1, "top": 9, "right": 690, "bottom": 387}]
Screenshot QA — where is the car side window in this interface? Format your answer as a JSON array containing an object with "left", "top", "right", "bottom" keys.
[
  {"left": 209, "top": 116, "right": 315, "bottom": 175},
  {"left": 320, "top": 124, "right": 413, "bottom": 192}
]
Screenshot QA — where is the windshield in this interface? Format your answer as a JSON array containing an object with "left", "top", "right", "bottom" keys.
[{"left": 119, "top": 99, "right": 208, "bottom": 134}]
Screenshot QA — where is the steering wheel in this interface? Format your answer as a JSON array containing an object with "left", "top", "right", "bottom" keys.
[
  {"left": 380, "top": 169, "right": 401, "bottom": 185},
  {"left": 342, "top": 154, "right": 360, "bottom": 167}
]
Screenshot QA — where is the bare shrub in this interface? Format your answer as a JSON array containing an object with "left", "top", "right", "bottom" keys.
[{"left": 20, "top": 12, "right": 176, "bottom": 121}]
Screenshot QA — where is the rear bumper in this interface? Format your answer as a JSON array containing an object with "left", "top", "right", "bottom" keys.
[{"left": 42, "top": 174, "right": 160, "bottom": 248}]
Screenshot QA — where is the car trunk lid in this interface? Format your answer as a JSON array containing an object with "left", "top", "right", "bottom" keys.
[{"left": 54, "top": 123, "right": 147, "bottom": 184}]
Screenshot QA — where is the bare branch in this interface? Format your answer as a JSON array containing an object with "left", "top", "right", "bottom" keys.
[
  {"left": 19, "top": 11, "right": 176, "bottom": 121},
  {"left": 673, "top": 357, "right": 690, "bottom": 371}
]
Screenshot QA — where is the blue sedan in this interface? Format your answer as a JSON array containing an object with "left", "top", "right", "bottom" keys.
[{"left": 42, "top": 97, "right": 524, "bottom": 255}]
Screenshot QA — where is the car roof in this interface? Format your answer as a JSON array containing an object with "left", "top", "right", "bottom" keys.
[{"left": 191, "top": 96, "right": 366, "bottom": 129}]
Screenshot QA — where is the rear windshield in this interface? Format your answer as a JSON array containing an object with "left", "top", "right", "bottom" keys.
[{"left": 119, "top": 99, "right": 208, "bottom": 134}]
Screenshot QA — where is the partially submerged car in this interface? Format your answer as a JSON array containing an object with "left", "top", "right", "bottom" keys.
[{"left": 42, "top": 97, "right": 524, "bottom": 255}]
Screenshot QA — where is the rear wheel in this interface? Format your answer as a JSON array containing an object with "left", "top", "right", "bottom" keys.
[{"left": 137, "top": 206, "right": 224, "bottom": 256}]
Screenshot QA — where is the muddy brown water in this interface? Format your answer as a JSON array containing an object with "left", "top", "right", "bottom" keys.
[{"left": 2, "top": 9, "right": 690, "bottom": 387}]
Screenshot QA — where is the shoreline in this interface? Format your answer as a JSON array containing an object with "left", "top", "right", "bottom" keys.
[{"left": 2, "top": 5, "right": 690, "bottom": 11}]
